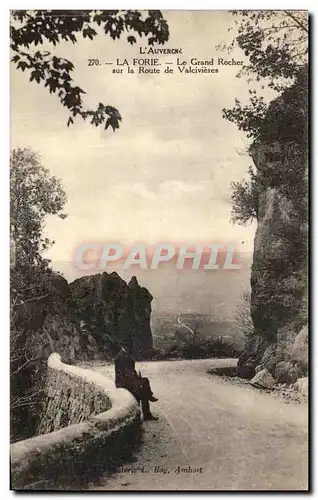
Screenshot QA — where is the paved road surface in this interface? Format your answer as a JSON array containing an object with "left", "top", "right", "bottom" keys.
[{"left": 87, "top": 359, "right": 308, "bottom": 491}]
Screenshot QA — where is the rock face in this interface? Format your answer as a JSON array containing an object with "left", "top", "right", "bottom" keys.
[
  {"left": 294, "top": 377, "right": 308, "bottom": 396},
  {"left": 22, "top": 271, "right": 153, "bottom": 362},
  {"left": 237, "top": 68, "right": 308, "bottom": 380},
  {"left": 11, "top": 270, "right": 152, "bottom": 443},
  {"left": 69, "top": 272, "right": 153, "bottom": 359},
  {"left": 290, "top": 325, "right": 308, "bottom": 376},
  {"left": 275, "top": 361, "right": 300, "bottom": 385},
  {"left": 41, "top": 314, "right": 99, "bottom": 363},
  {"left": 128, "top": 276, "right": 153, "bottom": 357}
]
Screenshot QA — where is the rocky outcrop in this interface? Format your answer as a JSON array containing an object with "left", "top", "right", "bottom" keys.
[
  {"left": 275, "top": 361, "right": 300, "bottom": 385},
  {"left": 128, "top": 276, "right": 153, "bottom": 358},
  {"left": 16, "top": 271, "right": 153, "bottom": 363},
  {"left": 290, "top": 325, "right": 308, "bottom": 375},
  {"left": 69, "top": 272, "right": 153, "bottom": 359},
  {"left": 237, "top": 68, "right": 308, "bottom": 380},
  {"left": 41, "top": 314, "right": 99, "bottom": 363},
  {"left": 236, "top": 335, "right": 268, "bottom": 379},
  {"left": 11, "top": 270, "right": 153, "bottom": 442}
]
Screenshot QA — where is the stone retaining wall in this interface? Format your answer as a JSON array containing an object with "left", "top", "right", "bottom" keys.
[{"left": 10, "top": 353, "right": 141, "bottom": 490}]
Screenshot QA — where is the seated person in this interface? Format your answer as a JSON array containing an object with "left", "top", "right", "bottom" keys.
[{"left": 114, "top": 346, "right": 158, "bottom": 421}]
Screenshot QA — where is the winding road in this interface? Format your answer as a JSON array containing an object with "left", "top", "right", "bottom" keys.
[{"left": 88, "top": 359, "right": 308, "bottom": 491}]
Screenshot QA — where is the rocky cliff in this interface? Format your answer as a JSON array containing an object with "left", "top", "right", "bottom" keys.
[
  {"left": 69, "top": 272, "right": 153, "bottom": 359},
  {"left": 11, "top": 269, "right": 152, "bottom": 442},
  {"left": 16, "top": 271, "right": 153, "bottom": 363},
  {"left": 237, "top": 68, "right": 308, "bottom": 382}
]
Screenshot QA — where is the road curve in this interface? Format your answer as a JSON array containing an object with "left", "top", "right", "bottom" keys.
[{"left": 87, "top": 359, "right": 308, "bottom": 491}]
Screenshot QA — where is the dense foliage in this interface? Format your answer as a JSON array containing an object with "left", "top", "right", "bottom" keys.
[
  {"left": 235, "top": 288, "right": 254, "bottom": 340},
  {"left": 225, "top": 11, "right": 308, "bottom": 227},
  {"left": 11, "top": 148, "right": 67, "bottom": 268},
  {"left": 223, "top": 10, "right": 308, "bottom": 141},
  {"left": 10, "top": 148, "right": 68, "bottom": 441},
  {"left": 230, "top": 165, "right": 259, "bottom": 225}
]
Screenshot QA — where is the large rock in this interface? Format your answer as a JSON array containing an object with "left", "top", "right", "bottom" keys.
[
  {"left": 70, "top": 272, "right": 153, "bottom": 359},
  {"left": 21, "top": 271, "right": 154, "bottom": 363},
  {"left": 237, "top": 335, "right": 268, "bottom": 379},
  {"left": 41, "top": 314, "right": 99, "bottom": 363},
  {"left": 237, "top": 70, "right": 308, "bottom": 380},
  {"left": 290, "top": 325, "right": 308, "bottom": 376},
  {"left": 128, "top": 276, "right": 153, "bottom": 359},
  {"left": 259, "top": 342, "right": 280, "bottom": 376},
  {"left": 275, "top": 361, "right": 300, "bottom": 384},
  {"left": 294, "top": 377, "right": 308, "bottom": 396},
  {"left": 249, "top": 369, "right": 275, "bottom": 390},
  {"left": 276, "top": 323, "right": 298, "bottom": 362}
]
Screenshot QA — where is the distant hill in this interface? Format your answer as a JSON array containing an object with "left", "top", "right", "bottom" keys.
[
  {"left": 51, "top": 252, "right": 253, "bottom": 321},
  {"left": 150, "top": 311, "right": 244, "bottom": 351}
]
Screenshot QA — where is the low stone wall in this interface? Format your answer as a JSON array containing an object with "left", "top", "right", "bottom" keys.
[
  {"left": 11, "top": 353, "right": 141, "bottom": 490},
  {"left": 38, "top": 358, "right": 112, "bottom": 435}
]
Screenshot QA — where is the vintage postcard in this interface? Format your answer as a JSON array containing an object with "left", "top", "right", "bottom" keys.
[{"left": 10, "top": 10, "right": 308, "bottom": 491}]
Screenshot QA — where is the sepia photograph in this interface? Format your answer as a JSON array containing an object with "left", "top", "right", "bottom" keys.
[{"left": 10, "top": 9, "right": 308, "bottom": 491}]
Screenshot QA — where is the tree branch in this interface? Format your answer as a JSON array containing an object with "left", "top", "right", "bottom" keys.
[
  {"left": 10, "top": 354, "right": 38, "bottom": 377},
  {"left": 284, "top": 11, "right": 308, "bottom": 34},
  {"left": 15, "top": 293, "right": 49, "bottom": 306}
]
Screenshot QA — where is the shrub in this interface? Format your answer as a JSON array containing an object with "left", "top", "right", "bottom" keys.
[{"left": 235, "top": 288, "right": 255, "bottom": 343}]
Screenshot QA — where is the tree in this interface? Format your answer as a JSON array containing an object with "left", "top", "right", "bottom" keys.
[
  {"left": 235, "top": 288, "right": 254, "bottom": 341},
  {"left": 222, "top": 11, "right": 308, "bottom": 227},
  {"left": 10, "top": 148, "right": 68, "bottom": 441},
  {"left": 10, "top": 148, "right": 68, "bottom": 320},
  {"left": 11, "top": 148, "right": 67, "bottom": 269},
  {"left": 10, "top": 10, "right": 169, "bottom": 131},
  {"left": 10, "top": 301, "right": 44, "bottom": 441},
  {"left": 230, "top": 165, "right": 259, "bottom": 225},
  {"left": 222, "top": 10, "right": 308, "bottom": 141}
]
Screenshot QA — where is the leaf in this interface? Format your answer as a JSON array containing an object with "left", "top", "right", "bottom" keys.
[
  {"left": 30, "top": 70, "right": 43, "bottom": 83},
  {"left": 67, "top": 117, "right": 74, "bottom": 127},
  {"left": 44, "top": 77, "right": 59, "bottom": 93},
  {"left": 83, "top": 26, "right": 97, "bottom": 39},
  {"left": 17, "top": 61, "right": 29, "bottom": 72},
  {"left": 105, "top": 116, "right": 119, "bottom": 131},
  {"left": 73, "top": 86, "right": 86, "bottom": 94},
  {"left": 127, "top": 35, "right": 136, "bottom": 45}
]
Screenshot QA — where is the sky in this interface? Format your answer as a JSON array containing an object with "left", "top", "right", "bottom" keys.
[{"left": 10, "top": 11, "right": 274, "bottom": 279}]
